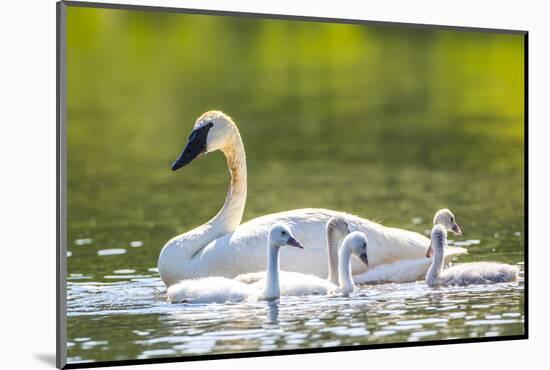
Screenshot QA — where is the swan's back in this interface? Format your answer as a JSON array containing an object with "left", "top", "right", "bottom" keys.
[
  {"left": 354, "top": 257, "right": 431, "bottom": 284},
  {"left": 249, "top": 271, "right": 337, "bottom": 296},
  {"left": 196, "top": 208, "right": 432, "bottom": 279},
  {"left": 234, "top": 271, "right": 266, "bottom": 284},
  {"left": 443, "top": 262, "right": 518, "bottom": 286},
  {"left": 167, "top": 277, "right": 259, "bottom": 304},
  {"left": 353, "top": 246, "right": 467, "bottom": 284},
  {"left": 346, "top": 212, "right": 430, "bottom": 263}
]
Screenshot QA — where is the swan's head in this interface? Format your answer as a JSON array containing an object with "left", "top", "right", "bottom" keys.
[
  {"left": 326, "top": 216, "right": 350, "bottom": 238},
  {"left": 427, "top": 209, "right": 461, "bottom": 258},
  {"left": 269, "top": 224, "right": 304, "bottom": 249},
  {"left": 343, "top": 231, "right": 369, "bottom": 266},
  {"left": 433, "top": 208, "right": 462, "bottom": 236},
  {"left": 171, "top": 111, "right": 238, "bottom": 171}
]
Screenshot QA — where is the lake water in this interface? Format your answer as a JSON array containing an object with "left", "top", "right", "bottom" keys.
[
  {"left": 65, "top": 6, "right": 525, "bottom": 365},
  {"left": 66, "top": 265, "right": 524, "bottom": 364}
]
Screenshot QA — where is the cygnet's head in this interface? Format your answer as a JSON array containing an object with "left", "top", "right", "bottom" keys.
[
  {"left": 326, "top": 216, "right": 351, "bottom": 238},
  {"left": 433, "top": 209, "right": 462, "bottom": 236},
  {"left": 427, "top": 209, "right": 461, "bottom": 258},
  {"left": 171, "top": 111, "right": 238, "bottom": 171},
  {"left": 269, "top": 224, "right": 304, "bottom": 249},
  {"left": 343, "top": 231, "right": 369, "bottom": 266}
]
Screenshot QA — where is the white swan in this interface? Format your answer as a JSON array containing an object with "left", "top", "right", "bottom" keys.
[
  {"left": 352, "top": 209, "right": 467, "bottom": 284},
  {"left": 167, "top": 224, "right": 304, "bottom": 303},
  {"left": 236, "top": 217, "right": 369, "bottom": 296},
  {"left": 158, "top": 110, "right": 438, "bottom": 287},
  {"left": 426, "top": 210, "right": 518, "bottom": 287}
]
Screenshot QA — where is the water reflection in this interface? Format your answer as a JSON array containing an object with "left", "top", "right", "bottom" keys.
[
  {"left": 266, "top": 301, "right": 280, "bottom": 325},
  {"left": 427, "top": 291, "right": 447, "bottom": 304}
]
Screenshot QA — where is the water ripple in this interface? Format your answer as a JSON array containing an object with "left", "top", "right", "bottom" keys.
[{"left": 67, "top": 267, "right": 525, "bottom": 363}]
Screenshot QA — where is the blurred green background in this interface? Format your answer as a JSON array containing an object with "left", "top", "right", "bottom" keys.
[{"left": 66, "top": 7, "right": 524, "bottom": 278}]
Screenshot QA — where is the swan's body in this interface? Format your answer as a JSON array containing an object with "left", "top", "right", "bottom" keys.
[
  {"left": 167, "top": 277, "right": 259, "bottom": 304},
  {"left": 236, "top": 219, "right": 369, "bottom": 296},
  {"left": 426, "top": 213, "right": 518, "bottom": 287},
  {"left": 238, "top": 216, "right": 466, "bottom": 286},
  {"left": 167, "top": 224, "right": 304, "bottom": 303},
  {"left": 245, "top": 271, "right": 338, "bottom": 296},
  {"left": 234, "top": 270, "right": 338, "bottom": 294},
  {"left": 429, "top": 261, "right": 518, "bottom": 286},
  {"left": 177, "top": 209, "right": 430, "bottom": 284},
  {"left": 352, "top": 246, "right": 467, "bottom": 284},
  {"left": 159, "top": 111, "right": 462, "bottom": 287}
]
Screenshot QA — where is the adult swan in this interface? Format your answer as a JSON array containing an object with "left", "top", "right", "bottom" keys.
[{"left": 158, "top": 111, "right": 459, "bottom": 287}]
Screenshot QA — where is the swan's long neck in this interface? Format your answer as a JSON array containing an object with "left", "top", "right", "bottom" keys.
[
  {"left": 212, "top": 131, "right": 248, "bottom": 233},
  {"left": 338, "top": 244, "right": 355, "bottom": 294},
  {"left": 183, "top": 131, "right": 247, "bottom": 258},
  {"left": 327, "top": 227, "right": 343, "bottom": 285},
  {"left": 426, "top": 227, "right": 446, "bottom": 284},
  {"left": 158, "top": 123, "right": 248, "bottom": 286},
  {"left": 263, "top": 244, "right": 280, "bottom": 300}
]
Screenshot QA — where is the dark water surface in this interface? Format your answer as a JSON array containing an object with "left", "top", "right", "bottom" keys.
[{"left": 66, "top": 6, "right": 525, "bottom": 364}]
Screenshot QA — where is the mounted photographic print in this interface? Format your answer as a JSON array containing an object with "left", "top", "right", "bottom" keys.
[{"left": 57, "top": 1, "right": 527, "bottom": 368}]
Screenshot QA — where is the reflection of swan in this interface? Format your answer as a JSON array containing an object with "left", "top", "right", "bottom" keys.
[
  {"left": 159, "top": 110, "right": 433, "bottom": 287},
  {"left": 352, "top": 209, "right": 467, "bottom": 284},
  {"left": 236, "top": 218, "right": 369, "bottom": 295},
  {"left": 266, "top": 301, "right": 279, "bottom": 324},
  {"left": 426, "top": 210, "right": 518, "bottom": 287},
  {"left": 166, "top": 224, "right": 303, "bottom": 303},
  {"left": 427, "top": 291, "right": 446, "bottom": 304}
]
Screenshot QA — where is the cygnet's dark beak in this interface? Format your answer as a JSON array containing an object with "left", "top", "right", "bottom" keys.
[
  {"left": 286, "top": 236, "right": 304, "bottom": 249},
  {"left": 452, "top": 223, "right": 462, "bottom": 237},
  {"left": 171, "top": 122, "right": 213, "bottom": 171},
  {"left": 359, "top": 252, "right": 369, "bottom": 266}
]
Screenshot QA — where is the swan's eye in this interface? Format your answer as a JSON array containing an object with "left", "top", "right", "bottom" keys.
[
  {"left": 281, "top": 231, "right": 287, "bottom": 236},
  {"left": 451, "top": 217, "right": 454, "bottom": 223}
]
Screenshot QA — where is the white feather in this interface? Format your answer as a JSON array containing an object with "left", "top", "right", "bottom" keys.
[
  {"left": 167, "top": 277, "right": 259, "bottom": 304},
  {"left": 250, "top": 271, "right": 337, "bottom": 296},
  {"left": 436, "top": 262, "right": 519, "bottom": 286}
]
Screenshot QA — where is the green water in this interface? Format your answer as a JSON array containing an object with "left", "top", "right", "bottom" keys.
[{"left": 65, "top": 6, "right": 525, "bottom": 365}]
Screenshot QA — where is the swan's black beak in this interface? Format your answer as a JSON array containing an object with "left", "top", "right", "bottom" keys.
[
  {"left": 359, "top": 252, "right": 369, "bottom": 266},
  {"left": 452, "top": 223, "right": 462, "bottom": 237},
  {"left": 426, "top": 244, "right": 434, "bottom": 258},
  {"left": 287, "top": 236, "right": 304, "bottom": 249},
  {"left": 171, "top": 122, "right": 213, "bottom": 171}
]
